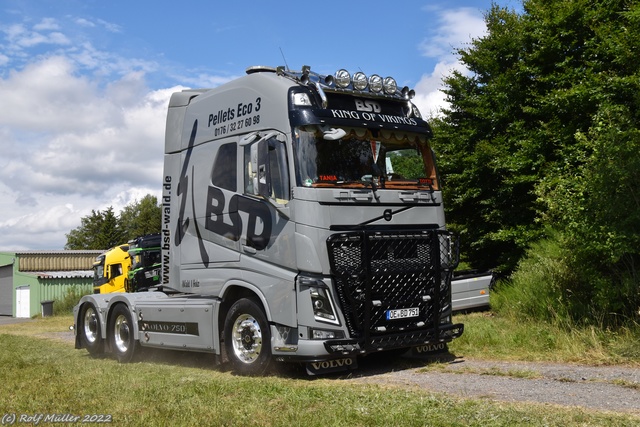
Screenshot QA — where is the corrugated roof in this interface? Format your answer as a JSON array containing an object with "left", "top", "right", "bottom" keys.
[
  {"left": 32, "top": 270, "right": 94, "bottom": 279},
  {"left": 14, "top": 250, "right": 104, "bottom": 255},
  {"left": 15, "top": 251, "right": 104, "bottom": 272}
]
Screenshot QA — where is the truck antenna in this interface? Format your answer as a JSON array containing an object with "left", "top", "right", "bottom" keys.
[{"left": 279, "top": 47, "right": 290, "bottom": 71}]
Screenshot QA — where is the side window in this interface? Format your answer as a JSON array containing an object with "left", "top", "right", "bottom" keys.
[
  {"left": 244, "top": 136, "right": 290, "bottom": 203},
  {"left": 268, "top": 139, "right": 290, "bottom": 202},
  {"left": 243, "top": 145, "right": 254, "bottom": 195},
  {"left": 211, "top": 142, "right": 237, "bottom": 191},
  {"left": 110, "top": 264, "right": 122, "bottom": 279}
]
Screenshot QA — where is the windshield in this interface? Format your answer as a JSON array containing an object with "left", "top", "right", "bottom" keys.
[
  {"left": 129, "top": 250, "right": 160, "bottom": 270},
  {"left": 294, "top": 126, "right": 439, "bottom": 190},
  {"left": 130, "top": 253, "right": 142, "bottom": 270},
  {"left": 93, "top": 265, "right": 103, "bottom": 281},
  {"left": 93, "top": 256, "right": 105, "bottom": 281}
]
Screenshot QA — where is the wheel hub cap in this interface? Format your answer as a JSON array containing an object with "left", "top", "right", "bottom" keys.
[{"left": 232, "top": 314, "right": 262, "bottom": 364}]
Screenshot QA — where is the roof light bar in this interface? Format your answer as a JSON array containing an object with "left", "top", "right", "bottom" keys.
[
  {"left": 328, "top": 69, "right": 407, "bottom": 98},
  {"left": 278, "top": 66, "right": 415, "bottom": 100}
]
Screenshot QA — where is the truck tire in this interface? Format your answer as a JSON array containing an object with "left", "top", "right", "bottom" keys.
[
  {"left": 108, "top": 304, "right": 139, "bottom": 363},
  {"left": 223, "top": 298, "right": 272, "bottom": 376},
  {"left": 79, "top": 302, "right": 104, "bottom": 356}
]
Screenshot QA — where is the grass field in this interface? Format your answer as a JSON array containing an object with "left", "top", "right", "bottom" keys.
[
  {"left": 1, "top": 315, "right": 639, "bottom": 426},
  {"left": 452, "top": 311, "right": 640, "bottom": 365}
]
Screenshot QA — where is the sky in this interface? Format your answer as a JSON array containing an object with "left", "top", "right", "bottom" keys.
[{"left": 0, "top": 0, "right": 520, "bottom": 251}]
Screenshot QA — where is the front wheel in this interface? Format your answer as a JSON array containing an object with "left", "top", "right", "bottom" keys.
[
  {"left": 223, "top": 298, "right": 272, "bottom": 376},
  {"left": 79, "top": 302, "right": 104, "bottom": 356},
  {"left": 108, "top": 304, "right": 139, "bottom": 363}
]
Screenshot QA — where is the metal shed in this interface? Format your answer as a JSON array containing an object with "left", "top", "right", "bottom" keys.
[{"left": 0, "top": 250, "right": 102, "bottom": 317}]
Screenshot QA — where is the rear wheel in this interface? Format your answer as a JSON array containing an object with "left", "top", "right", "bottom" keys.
[
  {"left": 80, "top": 303, "right": 104, "bottom": 356},
  {"left": 108, "top": 304, "right": 139, "bottom": 363},
  {"left": 223, "top": 298, "right": 272, "bottom": 376}
]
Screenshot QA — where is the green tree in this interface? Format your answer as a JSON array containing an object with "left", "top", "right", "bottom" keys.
[
  {"left": 119, "top": 194, "right": 162, "bottom": 240},
  {"left": 432, "top": 0, "right": 640, "bottom": 322},
  {"left": 65, "top": 207, "right": 125, "bottom": 250},
  {"left": 389, "top": 151, "right": 424, "bottom": 179},
  {"left": 65, "top": 195, "right": 161, "bottom": 250},
  {"left": 432, "top": 4, "right": 541, "bottom": 273}
]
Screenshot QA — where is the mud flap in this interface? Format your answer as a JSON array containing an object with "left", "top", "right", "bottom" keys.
[{"left": 306, "top": 357, "right": 358, "bottom": 375}]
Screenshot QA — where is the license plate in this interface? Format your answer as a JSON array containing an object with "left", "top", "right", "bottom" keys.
[{"left": 386, "top": 307, "right": 419, "bottom": 320}]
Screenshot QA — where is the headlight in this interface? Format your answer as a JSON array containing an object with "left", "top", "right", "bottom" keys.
[
  {"left": 369, "top": 74, "right": 383, "bottom": 93},
  {"left": 298, "top": 275, "right": 340, "bottom": 325},
  {"left": 310, "top": 286, "right": 339, "bottom": 324},
  {"left": 352, "top": 72, "right": 368, "bottom": 91},
  {"left": 383, "top": 76, "right": 397, "bottom": 95},
  {"left": 335, "top": 69, "right": 351, "bottom": 88},
  {"left": 292, "top": 93, "right": 312, "bottom": 106}
]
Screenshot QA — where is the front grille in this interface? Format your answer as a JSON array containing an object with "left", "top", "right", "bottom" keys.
[{"left": 327, "top": 229, "right": 459, "bottom": 351}]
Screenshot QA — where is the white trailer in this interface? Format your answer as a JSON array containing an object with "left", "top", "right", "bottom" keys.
[{"left": 74, "top": 65, "right": 464, "bottom": 375}]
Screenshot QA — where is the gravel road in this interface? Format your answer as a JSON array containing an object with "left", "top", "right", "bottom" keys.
[{"left": 345, "top": 354, "right": 640, "bottom": 415}]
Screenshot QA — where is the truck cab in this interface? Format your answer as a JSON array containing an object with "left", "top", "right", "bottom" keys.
[
  {"left": 126, "top": 234, "right": 161, "bottom": 293},
  {"left": 92, "top": 244, "right": 130, "bottom": 294}
]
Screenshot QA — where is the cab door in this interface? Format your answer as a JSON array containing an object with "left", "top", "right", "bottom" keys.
[{"left": 240, "top": 132, "right": 295, "bottom": 269}]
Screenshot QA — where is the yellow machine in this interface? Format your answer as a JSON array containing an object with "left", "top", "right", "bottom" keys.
[{"left": 92, "top": 244, "right": 131, "bottom": 294}]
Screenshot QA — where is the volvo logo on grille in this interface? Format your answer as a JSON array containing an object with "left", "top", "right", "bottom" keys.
[{"left": 383, "top": 209, "right": 393, "bottom": 221}]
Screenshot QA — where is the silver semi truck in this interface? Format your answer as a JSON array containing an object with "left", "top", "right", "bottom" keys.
[{"left": 73, "top": 65, "right": 464, "bottom": 375}]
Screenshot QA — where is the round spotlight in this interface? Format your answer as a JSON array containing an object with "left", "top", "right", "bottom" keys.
[
  {"left": 383, "top": 77, "right": 397, "bottom": 95},
  {"left": 369, "top": 74, "right": 383, "bottom": 93},
  {"left": 335, "top": 69, "right": 351, "bottom": 88},
  {"left": 352, "top": 72, "right": 368, "bottom": 91}
]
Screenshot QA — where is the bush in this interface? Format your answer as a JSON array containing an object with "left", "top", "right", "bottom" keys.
[
  {"left": 492, "top": 236, "right": 573, "bottom": 324},
  {"left": 53, "top": 286, "right": 91, "bottom": 316},
  {"left": 494, "top": 229, "right": 640, "bottom": 329}
]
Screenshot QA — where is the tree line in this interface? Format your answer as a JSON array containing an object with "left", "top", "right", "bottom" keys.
[
  {"left": 431, "top": 0, "right": 640, "bottom": 326},
  {"left": 65, "top": 194, "right": 161, "bottom": 250}
]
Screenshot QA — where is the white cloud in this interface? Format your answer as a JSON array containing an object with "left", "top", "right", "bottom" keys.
[
  {"left": 174, "top": 71, "right": 238, "bottom": 89},
  {"left": 2, "top": 20, "right": 70, "bottom": 48},
  {"left": 73, "top": 17, "right": 121, "bottom": 33},
  {"left": 33, "top": 17, "right": 60, "bottom": 31},
  {"left": 413, "top": 60, "right": 466, "bottom": 118},
  {"left": 0, "top": 8, "right": 234, "bottom": 250},
  {"left": 0, "top": 56, "right": 100, "bottom": 132},
  {"left": 413, "top": 6, "right": 487, "bottom": 117},
  {"left": 0, "top": 60, "right": 173, "bottom": 195},
  {"left": 0, "top": 54, "right": 179, "bottom": 249},
  {"left": 419, "top": 7, "right": 486, "bottom": 60},
  {"left": 74, "top": 18, "right": 96, "bottom": 28},
  {"left": 96, "top": 19, "right": 122, "bottom": 34}
]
